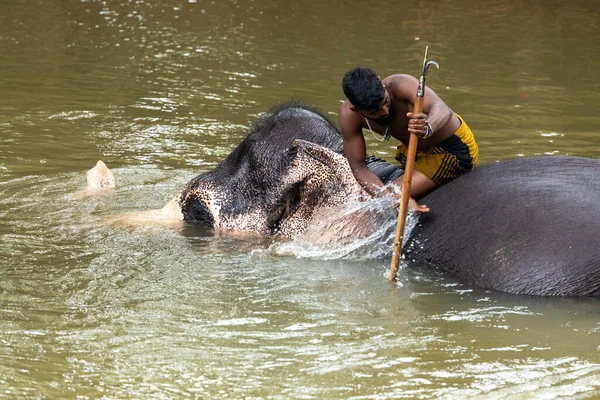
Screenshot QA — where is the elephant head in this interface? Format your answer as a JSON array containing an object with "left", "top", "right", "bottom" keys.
[{"left": 176, "top": 102, "right": 402, "bottom": 237}]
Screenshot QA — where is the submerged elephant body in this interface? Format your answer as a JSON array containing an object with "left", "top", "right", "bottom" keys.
[{"left": 410, "top": 156, "right": 600, "bottom": 296}]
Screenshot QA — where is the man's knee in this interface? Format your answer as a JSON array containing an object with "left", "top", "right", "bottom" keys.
[
  {"left": 392, "top": 170, "right": 437, "bottom": 198},
  {"left": 410, "top": 171, "right": 438, "bottom": 198}
]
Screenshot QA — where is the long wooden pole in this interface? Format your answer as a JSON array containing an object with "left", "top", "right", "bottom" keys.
[
  {"left": 389, "top": 47, "right": 438, "bottom": 282},
  {"left": 388, "top": 100, "right": 422, "bottom": 281}
]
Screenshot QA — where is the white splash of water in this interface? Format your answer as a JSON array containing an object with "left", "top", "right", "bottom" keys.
[{"left": 270, "top": 196, "right": 419, "bottom": 260}]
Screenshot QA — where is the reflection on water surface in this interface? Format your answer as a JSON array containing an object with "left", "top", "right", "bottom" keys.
[{"left": 1, "top": 0, "right": 599, "bottom": 398}]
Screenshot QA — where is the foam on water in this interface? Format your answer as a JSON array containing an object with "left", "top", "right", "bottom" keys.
[{"left": 270, "top": 196, "right": 419, "bottom": 260}]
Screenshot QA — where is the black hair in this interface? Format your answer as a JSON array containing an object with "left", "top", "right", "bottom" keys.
[{"left": 342, "top": 67, "right": 385, "bottom": 111}]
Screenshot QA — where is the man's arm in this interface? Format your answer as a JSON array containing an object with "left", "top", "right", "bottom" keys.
[
  {"left": 390, "top": 75, "right": 453, "bottom": 138},
  {"left": 339, "top": 102, "right": 386, "bottom": 196},
  {"left": 408, "top": 87, "right": 454, "bottom": 138}
]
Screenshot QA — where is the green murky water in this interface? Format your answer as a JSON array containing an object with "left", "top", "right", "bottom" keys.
[{"left": 1, "top": 0, "right": 599, "bottom": 398}]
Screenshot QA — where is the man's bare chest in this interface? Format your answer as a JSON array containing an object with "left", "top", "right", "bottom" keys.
[{"left": 364, "top": 105, "right": 411, "bottom": 140}]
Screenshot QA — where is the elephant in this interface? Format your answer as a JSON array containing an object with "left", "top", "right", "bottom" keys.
[
  {"left": 94, "top": 101, "right": 600, "bottom": 297},
  {"left": 176, "top": 102, "right": 600, "bottom": 297}
]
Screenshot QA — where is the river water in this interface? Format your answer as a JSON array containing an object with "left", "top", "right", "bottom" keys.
[{"left": 1, "top": 0, "right": 599, "bottom": 398}]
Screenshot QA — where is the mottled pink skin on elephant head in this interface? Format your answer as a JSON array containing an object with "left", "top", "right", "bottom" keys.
[{"left": 276, "top": 139, "right": 373, "bottom": 238}]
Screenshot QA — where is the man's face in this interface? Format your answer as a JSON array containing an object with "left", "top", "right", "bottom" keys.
[{"left": 360, "top": 88, "right": 392, "bottom": 125}]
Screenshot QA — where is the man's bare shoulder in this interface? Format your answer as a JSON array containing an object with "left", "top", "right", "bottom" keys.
[
  {"left": 381, "top": 75, "right": 418, "bottom": 104},
  {"left": 338, "top": 100, "right": 364, "bottom": 136},
  {"left": 382, "top": 74, "right": 417, "bottom": 85},
  {"left": 339, "top": 99, "right": 352, "bottom": 113},
  {"left": 339, "top": 100, "right": 361, "bottom": 122},
  {"left": 383, "top": 74, "right": 418, "bottom": 92}
]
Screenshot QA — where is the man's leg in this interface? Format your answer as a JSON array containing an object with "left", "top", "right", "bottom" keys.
[{"left": 392, "top": 170, "right": 438, "bottom": 198}]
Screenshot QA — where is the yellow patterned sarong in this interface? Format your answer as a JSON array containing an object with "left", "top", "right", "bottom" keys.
[{"left": 395, "top": 114, "right": 478, "bottom": 185}]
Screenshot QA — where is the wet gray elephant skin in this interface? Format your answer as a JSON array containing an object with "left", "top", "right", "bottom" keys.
[
  {"left": 409, "top": 156, "right": 600, "bottom": 297},
  {"left": 178, "top": 102, "right": 402, "bottom": 237}
]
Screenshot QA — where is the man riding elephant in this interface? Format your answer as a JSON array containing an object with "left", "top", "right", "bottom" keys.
[{"left": 338, "top": 67, "right": 478, "bottom": 207}]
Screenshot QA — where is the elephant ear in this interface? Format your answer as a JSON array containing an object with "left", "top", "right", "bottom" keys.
[
  {"left": 270, "top": 140, "right": 371, "bottom": 238},
  {"left": 285, "top": 140, "right": 369, "bottom": 199}
]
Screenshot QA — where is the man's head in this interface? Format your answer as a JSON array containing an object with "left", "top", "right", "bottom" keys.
[{"left": 342, "top": 67, "right": 386, "bottom": 112}]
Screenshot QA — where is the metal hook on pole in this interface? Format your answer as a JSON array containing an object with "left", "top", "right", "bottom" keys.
[{"left": 417, "top": 46, "right": 439, "bottom": 98}]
